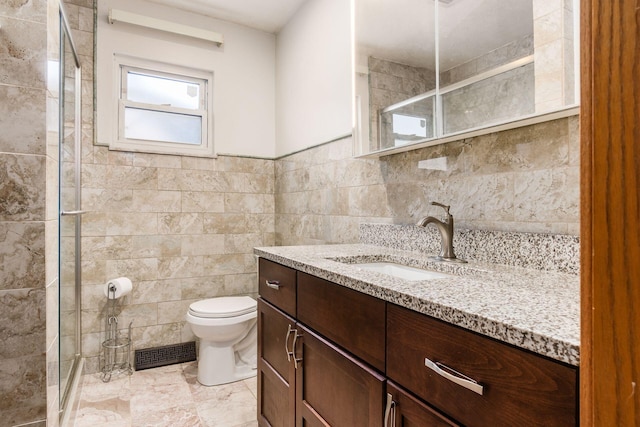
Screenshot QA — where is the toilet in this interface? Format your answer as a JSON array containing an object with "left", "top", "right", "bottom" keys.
[{"left": 185, "top": 296, "right": 258, "bottom": 386}]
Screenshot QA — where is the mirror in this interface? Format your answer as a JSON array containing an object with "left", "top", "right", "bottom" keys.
[{"left": 354, "top": 0, "right": 579, "bottom": 156}]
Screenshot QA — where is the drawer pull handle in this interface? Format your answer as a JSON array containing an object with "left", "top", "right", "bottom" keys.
[
  {"left": 384, "top": 393, "right": 396, "bottom": 427},
  {"left": 425, "top": 358, "right": 484, "bottom": 395},
  {"left": 291, "top": 329, "right": 303, "bottom": 369},
  {"left": 265, "top": 280, "right": 281, "bottom": 290},
  {"left": 285, "top": 324, "right": 295, "bottom": 362}
]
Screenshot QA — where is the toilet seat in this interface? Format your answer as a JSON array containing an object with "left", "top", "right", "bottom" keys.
[{"left": 188, "top": 296, "right": 256, "bottom": 319}]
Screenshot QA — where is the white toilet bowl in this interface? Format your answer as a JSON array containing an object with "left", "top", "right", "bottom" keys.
[{"left": 185, "top": 296, "right": 257, "bottom": 386}]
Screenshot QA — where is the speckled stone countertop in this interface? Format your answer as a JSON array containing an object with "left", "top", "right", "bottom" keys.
[{"left": 254, "top": 244, "right": 580, "bottom": 366}]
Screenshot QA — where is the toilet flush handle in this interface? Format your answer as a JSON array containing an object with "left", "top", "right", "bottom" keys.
[{"left": 265, "top": 280, "right": 281, "bottom": 290}]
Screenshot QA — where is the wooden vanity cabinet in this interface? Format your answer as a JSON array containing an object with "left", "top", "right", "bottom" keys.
[
  {"left": 296, "top": 324, "right": 385, "bottom": 427},
  {"left": 258, "top": 299, "right": 296, "bottom": 427},
  {"left": 258, "top": 258, "right": 578, "bottom": 426},
  {"left": 386, "top": 382, "right": 459, "bottom": 427},
  {"left": 297, "top": 272, "right": 386, "bottom": 372},
  {"left": 387, "top": 304, "right": 578, "bottom": 426},
  {"left": 258, "top": 260, "right": 386, "bottom": 427}
]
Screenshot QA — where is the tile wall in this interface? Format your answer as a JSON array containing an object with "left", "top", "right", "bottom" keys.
[
  {"left": 275, "top": 115, "right": 579, "bottom": 246},
  {"left": 0, "top": 0, "right": 50, "bottom": 425},
  {"left": 79, "top": 153, "right": 275, "bottom": 374}
]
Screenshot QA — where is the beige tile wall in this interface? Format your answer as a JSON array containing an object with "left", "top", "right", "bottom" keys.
[
  {"left": 275, "top": 115, "right": 580, "bottom": 246},
  {"left": 0, "top": 0, "right": 51, "bottom": 425},
  {"left": 79, "top": 152, "right": 275, "bottom": 374}
]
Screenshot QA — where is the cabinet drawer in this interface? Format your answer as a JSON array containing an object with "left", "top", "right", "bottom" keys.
[
  {"left": 387, "top": 381, "right": 459, "bottom": 427},
  {"left": 258, "top": 258, "right": 297, "bottom": 317},
  {"left": 387, "top": 304, "right": 577, "bottom": 426},
  {"left": 297, "top": 272, "right": 386, "bottom": 372},
  {"left": 296, "top": 324, "right": 385, "bottom": 427}
]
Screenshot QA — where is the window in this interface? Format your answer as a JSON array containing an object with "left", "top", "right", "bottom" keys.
[{"left": 111, "top": 56, "right": 214, "bottom": 157}]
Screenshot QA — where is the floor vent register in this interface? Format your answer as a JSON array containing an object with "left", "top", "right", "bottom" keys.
[{"left": 134, "top": 341, "right": 197, "bottom": 371}]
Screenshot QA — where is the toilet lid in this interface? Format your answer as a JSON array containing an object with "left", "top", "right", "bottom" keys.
[{"left": 188, "top": 296, "right": 257, "bottom": 318}]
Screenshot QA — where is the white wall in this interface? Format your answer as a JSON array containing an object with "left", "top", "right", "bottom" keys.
[
  {"left": 96, "top": 0, "right": 276, "bottom": 157},
  {"left": 275, "top": 0, "right": 353, "bottom": 156}
]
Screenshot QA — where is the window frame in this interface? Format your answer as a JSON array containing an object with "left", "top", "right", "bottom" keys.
[{"left": 111, "top": 55, "right": 215, "bottom": 157}]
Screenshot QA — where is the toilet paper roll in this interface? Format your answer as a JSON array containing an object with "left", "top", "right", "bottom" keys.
[{"left": 104, "top": 277, "right": 132, "bottom": 299}]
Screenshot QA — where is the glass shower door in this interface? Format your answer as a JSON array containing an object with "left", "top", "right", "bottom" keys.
[{"left": 59, "top": 4, "right": 82, "bottom": 416}]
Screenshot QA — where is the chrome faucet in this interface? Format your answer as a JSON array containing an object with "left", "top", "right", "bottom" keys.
[{"left": 416, "top": 202, "right": 466, "bottom": 263}]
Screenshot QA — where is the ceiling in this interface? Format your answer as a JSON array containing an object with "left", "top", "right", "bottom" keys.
[
  {"left": 142, "top": 0, "right": 534, "bottom": 71},
  {"left": 144, "top": 0, "right": 308, "bottom": 33}
]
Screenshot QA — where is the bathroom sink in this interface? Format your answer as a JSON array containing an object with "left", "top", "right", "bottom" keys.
[{"left": 354, "top": 262, "right": 453, "bottom": 281}]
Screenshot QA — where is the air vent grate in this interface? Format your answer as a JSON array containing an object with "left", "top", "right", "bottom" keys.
[{"left": 134, "top": 341, "right": 197, "bottom": 371}]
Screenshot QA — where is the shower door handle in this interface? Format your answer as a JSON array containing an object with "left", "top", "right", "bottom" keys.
[{"left": 61, "top": 210, "right": 87, "bottom": 216}]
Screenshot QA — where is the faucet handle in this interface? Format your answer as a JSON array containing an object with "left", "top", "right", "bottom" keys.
[{"left": 431, "top": 201, "right": 450, "bottom": 215}]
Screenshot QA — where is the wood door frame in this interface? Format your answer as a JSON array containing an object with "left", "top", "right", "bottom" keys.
[{"left": 580, "top": 0, "right": 640, "bottom": 424}]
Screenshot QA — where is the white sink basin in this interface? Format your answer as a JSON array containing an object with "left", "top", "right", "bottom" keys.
[{"left": 355, "top": 262, "right": 452, "bottom": 281}]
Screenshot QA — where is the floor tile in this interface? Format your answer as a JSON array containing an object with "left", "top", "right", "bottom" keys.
[{"left": 73, "top": 362, "right": 257, "bottom": 427}]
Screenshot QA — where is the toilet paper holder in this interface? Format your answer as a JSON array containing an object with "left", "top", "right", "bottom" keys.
[{"left": 101, "top": 280, "right": 133, "bottom": 382}]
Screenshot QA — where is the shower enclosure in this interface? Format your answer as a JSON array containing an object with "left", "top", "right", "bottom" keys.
[{"left": 59, "top": 3, "right": 83, "bottom": 419}]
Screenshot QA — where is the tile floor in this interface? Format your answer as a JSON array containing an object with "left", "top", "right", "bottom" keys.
[{"left": 73, "top": 362, "right": 258, "bottom": 427}]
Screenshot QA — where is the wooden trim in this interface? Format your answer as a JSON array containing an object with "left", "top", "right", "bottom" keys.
[
  {"left": 579, "top": 0, "right": 593, "bottom": 424},
  {"left": 580, "top": 0, "right": 640, "bottom": 425}
]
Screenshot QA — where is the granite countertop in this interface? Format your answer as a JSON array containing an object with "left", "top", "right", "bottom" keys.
[{"left": 254, "top": 244, "right": 580, "bottom": 366}]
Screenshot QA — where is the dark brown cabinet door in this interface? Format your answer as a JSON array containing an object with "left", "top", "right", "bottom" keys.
[
  {"left": 386, "top": 382, "right": 459, "bottom": 427},
  {"left": 387, "top": 304, "right": 577, "bottom": 426},
  {"left": 295, "top": 324, "right": 385, "bottom": 427},
  {"left": 258, "top": 298, "right": 296, "bottom": 427},
  {"left": 297, "top": 272, "right": 386, "bottom": 372}
]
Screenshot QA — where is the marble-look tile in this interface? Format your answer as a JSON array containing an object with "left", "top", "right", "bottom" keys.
[
  {"left": 158, "top": 213, "right": 204, "bottom": 235},
  {"left": 223, "top": 273, "right": 258, "bottom": 296},
  {"left": 181, "top": 234, "right": 225, "bottom": 256},
  {"left": 132, "top": 279, "right": 182, "bottom": 305},
  {"left": 70, "top": 362, "right": 258, "bottom": 426},
  {"left": 192, "top": 379, "right": 257, "bottom": 427},
  {"left": 202, "top": 254, "right": 249, "bottom": 276},
  {"left": 0, "top": 153, "right": 46, "bottom": 221},
  {"left": 132, "top": 404, "right": 203, "bottom": 427},
  {"left": 0, "top": 221, "right": 45, "bottom": 290},
  {"left": 132, "top": 152, "right": 182, "bottom": 169},
  {"left": 107, "top": 165, "right": 158, "bottom": 190},
  {"left": 105, "top": 257, "right": 159, "bottom": 282},
  {"left": 0, "top": 17, "right": 46, "bottom": 88},
  {"left": 179, "top": 276, "right": 226, "bottom": 300},
  {"left": 0, "top": 0, "right": 47, "bottom": 22},
  {"left": 131, "top": 189, "right": 181, "bottom": 213},
  {"left": 158, "top": 256, "right": 204, "bottom": 279},
  {"left": 224, "top": 233, "right": 264, "bottom": 254},
  {"left": 106, "top": 212, "right": 158, "bottom": 236},
  {"left": 131, "top": 323, "right": 182, "bottom": 350},
  {"left": 0, "top": 85, "right": 46, "bottom": 155},
  {"left": 0, "top": 354, "right": 47, "bottom": 426},
  {"left": 157, "top": 299, "right": 196, "bottom": 325},
  {"left": 0, "top": 288, "right": 46, "bottom": 358},
  {"left": 181, "top": 156, "right": 216, "bottom": 171},
  {"left": 157, "top": 168, "right": 208, "bottom": 191},
  {"left": 514, "top": 166, "right": 579, "bottom": 223},
  {"left": 182, "top": 191, "right": 225, "bottom": 213},
  {"left": 81, "top": 235, "right": 133, "bottom": 261}
]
